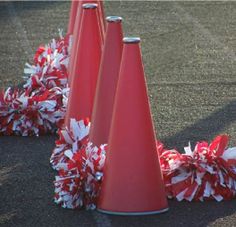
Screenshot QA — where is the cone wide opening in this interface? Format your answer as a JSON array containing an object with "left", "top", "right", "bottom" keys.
[{"left": 97, "top": 207, "right": 169, "bottom": 216}]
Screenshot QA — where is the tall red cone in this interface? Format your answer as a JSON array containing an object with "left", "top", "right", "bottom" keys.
[
  {"left": 97, "top": 37, "right": 169, "bottom": 215},
  {"left": 65, "top": 3, "right": 103, "bottom": 127},
  {"left": 67, "top": 0, "right": 105, "bottom": 85},
  {"left": 89, "top": 16, "right": 123, "bottom": 146},
  {"left": 67, "top": 0, "right": 79, "bottom": 36},
  {"left": 68, "top": 0, "right": 91, "bottom": 82},
  {"left": 67, "top": 0, "right": 105, "bottom": 37}
]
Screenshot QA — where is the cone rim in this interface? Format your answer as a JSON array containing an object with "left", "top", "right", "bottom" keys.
[
  {"left": 82, "top": 3, "right": 98, "bottom": 9},
  {"left": 106, "top": 16, "right": 123, "bottom": 23},
  {"left": 97, "top": 207, "right": 169, "bottom": 216},
  {"left": 123, "top": 37, "right": 141, "bottom": 44}
]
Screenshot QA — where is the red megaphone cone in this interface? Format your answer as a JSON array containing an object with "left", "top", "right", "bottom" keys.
[
  {"left": 89, "top": 16, "right": 123, "bottom": 146},
  {"left": 97, "top": 37, "right": 169, "bottom": 215},
  {"left": 67, "top": 0, "right": 79, "bottom": 36},
  {"left": 65, "top": 3, "right": 102, "bottom": 127},
  {"left": 67, "top": 0, "right": 83, "bottom": 81},
  {"left": 67, "top": 0, "right": 105, "bottom": 37},
  {"left": 67, "top": 0, "right": 105, "bottom": 85}
]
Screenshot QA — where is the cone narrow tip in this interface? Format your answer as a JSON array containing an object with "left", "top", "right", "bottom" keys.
[
  {"left": 106, "top": 16, "right": 123, "bottom": 23},
  {"left": 123, "top": 37, "right": 141, "bottom": 44},
  {"left": 82, "top": 3, "right": 98, "bottom": 9}
]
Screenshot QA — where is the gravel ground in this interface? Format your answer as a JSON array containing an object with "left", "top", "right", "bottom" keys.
[{"left": 1, "top": 1, "right": 236, "bottom": 226}]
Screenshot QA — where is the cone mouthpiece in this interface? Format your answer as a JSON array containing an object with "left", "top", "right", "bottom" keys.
[
  {"left": 123, "top": 37, "right": 141, "bottom": 44},
  {"left": 82, "top": 3, "right": 98, "bottom": 9},
  {"left": 106, "top": 16, "right": 123, "bottom": 23}
]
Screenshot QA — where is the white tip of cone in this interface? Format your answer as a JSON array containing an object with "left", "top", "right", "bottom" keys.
[
  {"left": 82, "top": 3, "right": 98, "bottom": 9},
  {"left": 123, "top": 37, "right": 141, "bottom": 44},
  {"left": 106, "top": 16, "right": 123, "bottom": 23}
]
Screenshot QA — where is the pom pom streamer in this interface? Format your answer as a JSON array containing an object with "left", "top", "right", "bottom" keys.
[
  {"left": 0, "top": 87, "right": 66, "bottom": 136},
  {"left": 52, "top": 118, "right": 106, "bottom": 209},
  {"left": 54, "top": 143, "right": 106, "bottom": 209},
  {"left": 0, "top": 33, "right": 70, "bottom": 136},
  {"left": 159, "top": 135, "right": 236, "bottom": 202},
  {"left": 50, "top": 118, "right": 91, "bottom": 171}
]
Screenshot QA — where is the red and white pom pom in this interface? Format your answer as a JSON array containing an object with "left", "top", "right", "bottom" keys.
[
  {"left": 50, "top": 118, "right": 90, "bottom": 170},
  {"left": 0, "top": 86, "right": 67, "bottom": 136},
  {"left": 23, "top": 39, "right": 69, "bottom": 91},
  {"left": 0, "top": 33, "right": 70, "bottom": 136},
  {"left": 159, "top": 135, "right": 236, "bottom": 202},
  {"left": 54, "top": 141, "right": 106, "bottom": 209},
  {"left": 24, "top": 32, "right": 70, "bottom": 92}
]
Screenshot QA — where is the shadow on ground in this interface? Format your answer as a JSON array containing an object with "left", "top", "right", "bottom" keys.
[{"left": 163, "top": 100, "right": 236, "bottom": 150}]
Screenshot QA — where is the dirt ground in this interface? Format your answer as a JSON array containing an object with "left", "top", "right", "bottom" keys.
[{"left": 1, "top": 1, "right": 236, "bottom": 226}]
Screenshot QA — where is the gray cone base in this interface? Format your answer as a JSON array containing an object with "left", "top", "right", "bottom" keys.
[{"left": 97, "top": 207, "right": 169, "bottom": 216}]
